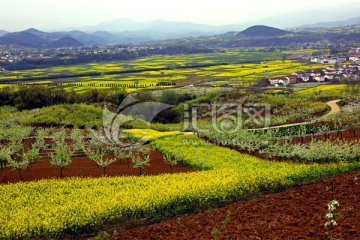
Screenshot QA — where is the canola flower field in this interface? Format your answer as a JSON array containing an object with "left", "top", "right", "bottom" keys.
[
  {"left": 295, "top": 84, "right": 347, "bottom": 95},
  {"left": 0, "top": 50, "right": 325, "bottom": 92},
  {"left": 0, "top": 51, "right": 284, "bottom": 79},
  {"left": 1, "top": 133, "right": 360, "bottom": 239},
  {"left": 0, "top": 60, "right": 324, "bottom": 93}
]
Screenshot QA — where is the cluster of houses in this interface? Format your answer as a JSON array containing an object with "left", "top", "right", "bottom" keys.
[
  {"left": 310, "top": 56, "right": 348, "bottom": 65},
  {"left": 267, "top": 60, "right": 360, "bottom": 87},
  {"left": 310, "top": 48, "right": 360, "bottom": 65}
]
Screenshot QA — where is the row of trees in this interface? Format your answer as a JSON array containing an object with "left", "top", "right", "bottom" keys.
[
  {"left": 0, "top": 85, "right": 128, "bottom": 110},
  {"left": 196, "top": 111, "right": 360, "bottom": 163},
  {"left": 0, "top": 85, "right": 199, "bottom": 125},
  {"left": 0, "top": 127, "right": 181, "bottom": 180},
  {"left": 254, "top": 112, "right": 360, "bottom": 144},
  {"left": 259, "top": 139, "right": 360, "bottom": 163}
]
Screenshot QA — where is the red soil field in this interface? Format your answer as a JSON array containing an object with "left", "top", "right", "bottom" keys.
[
  {"left": 291, "top": 129, "right": 360, "bottom": 144},
  {"left": 98, "top": 171, "right": 360, "bottom": 240},
  {"left": 2, "top": 128, "right": 359, "bottom": 239},
  {"left": 0, "top": 149, "right": 194, "bottom": 184}
]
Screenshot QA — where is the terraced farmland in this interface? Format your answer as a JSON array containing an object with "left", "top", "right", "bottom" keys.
[
  {"left": 0, "top": 51, "right": 326, "bottom": 92},
  {"left": 1, "top": 133, "right": 360, "bottom": 239}
]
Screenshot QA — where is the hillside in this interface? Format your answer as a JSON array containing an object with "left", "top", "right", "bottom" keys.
[
  {"left": 238, "top": 25, "right": 290, "bottom": 37},
  {"left": 48, "top": 37, "right": 84, "bottom": 48},
  {"left": 64, "top": 30, "right": 108, "bottom": 46},
  {"left": 0, "top": 30, "right": 9, "bottom": 37},
  {"left": 0, "top": 29, "right": 107, "bottom": 48},
  {"left": 0, "top": 31, "right": 48, "bottom": 48}
]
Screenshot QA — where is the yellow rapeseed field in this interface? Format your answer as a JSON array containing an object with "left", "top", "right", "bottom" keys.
[{"left": 1, "top": 134, "right": 360, "bottom": 239}]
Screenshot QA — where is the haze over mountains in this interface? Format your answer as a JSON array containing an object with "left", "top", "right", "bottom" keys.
[
  {"left": 298, "top": 16, "right": 360, "bottom": 29},
  {"left": 1, "top": 2, "right": 360, "bottom": 48},
  {"left": 0, "top": 30, "right": 9, "bottom": 37},
  {"left": 244, "top": 2, "right": 360, "bottom": 28}
]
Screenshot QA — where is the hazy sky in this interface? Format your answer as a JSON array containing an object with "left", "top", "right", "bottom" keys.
[{"left": 1, "top": 0, "right": 359, "bottom": 31}]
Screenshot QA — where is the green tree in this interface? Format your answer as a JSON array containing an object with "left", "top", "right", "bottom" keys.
[
  {"left": 111, "top": 147, "right": 132, "bottom": 165},
  {"left": 87, "top": 147, "right": 116, "bottom": 176},
  {"left": 53, "top": 128, "right": 68, "bottom": 146},
  {"left": 160, "top": 90, "right": 178, "bottom": 105},
  {"left": 24, "top": 147, "right": 40, "bottom": 166},
  {"left": 341, "top": 112, "right": 359, "bottom": 137},
  {"left": 70, "top": 128, "right": 85, "bottom": 153},
  {"left": 131, "top": 148, "right": 151, "bottom": 176},
  {"left": 163, "top": 153, "right": 178, "bottom": 174},
  {"left": 33, "top": 128, "right": 47, "bottom": 150},
  {"left": 8, "top": 149, "right": 35, "bottom": 181},
  {"left": 136, "top": 91, "right": 154, "bottom": 102},
  {"left": 50, "top": 143, "right": 72, "bottom": 178},
  {"left": 0, "top": 145, "right": 14, "bottom": 169}
]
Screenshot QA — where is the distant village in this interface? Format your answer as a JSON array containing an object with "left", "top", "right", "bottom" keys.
[
  {"left": 266, "top": 48, "right": 360, "bottom": 87},
  {"left": 0, "top": 45, "right": 155, "bottom": 65},
  {"left": 2, "top": 44, "right": 360, "bottom": 88}
]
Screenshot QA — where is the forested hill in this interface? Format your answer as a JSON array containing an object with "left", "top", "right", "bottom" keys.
[{"left": 238, "top": 25, "right": 290, "bottom": 37}]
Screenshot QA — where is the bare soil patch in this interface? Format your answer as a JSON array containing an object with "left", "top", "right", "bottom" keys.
[{"left": 102, "top": 171, "right": 360, "bottom": 240}]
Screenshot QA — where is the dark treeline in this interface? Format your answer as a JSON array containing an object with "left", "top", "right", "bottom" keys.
[
  {"left": 0, "top": 86, "right": 128, "bottom": 110},
  {"left": 4, "top": 46, "right": 214, "bottom": 70},
  {"left": 0, "top": 86, "right": 197, "bottom": 124}
]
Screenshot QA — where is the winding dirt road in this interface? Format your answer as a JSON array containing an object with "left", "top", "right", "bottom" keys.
[
  {"left": 257, "top": 99, "right": 341, "bottom": 130},
  {"left": 324, "top": 99, "right": 341, "bottom": 117},
  {"left": 185, "top": 100, "right": 342, "bottom": 133}
]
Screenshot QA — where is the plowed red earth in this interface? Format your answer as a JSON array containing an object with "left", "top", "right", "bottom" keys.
[
  {"left": 99, "top": 171, "right": 360, "bottom": 240},
  {"left": 0, "top": 149, "right": 194, "bottom": 184}
]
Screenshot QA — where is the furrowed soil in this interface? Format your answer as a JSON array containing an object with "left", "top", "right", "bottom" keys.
[
  {"left": 98, "top": 170, "right": 360, "bottom": 240},
  {"left": 0, "top": 149, "right": 194, "bottom": 184}
]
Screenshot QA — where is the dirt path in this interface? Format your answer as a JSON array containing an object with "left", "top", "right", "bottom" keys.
[
  {"left": 324, "top": 99, "right": 341, "bottom": 117},
  {"left": 184, "top": 100, "right": 342, "bottom": 133},
  {"left": 254, "top": 99, "right": 341, "bottom": 130}
]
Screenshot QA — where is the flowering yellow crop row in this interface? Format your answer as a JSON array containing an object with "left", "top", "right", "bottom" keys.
[
  {"left": 1, "top": 134, "right": 359, "bottom": 239},
  {"left": 123, "top": 129, "right": 183, "bottom": 141},
  {"left": 296, "top": 84, "right": 347, "bottom": 95}
]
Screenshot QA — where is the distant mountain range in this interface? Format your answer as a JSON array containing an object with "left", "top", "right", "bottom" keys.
[
  {"left": 1, "top": 2, "right": 360, "bottom": 48},
  {"left": 0, "top": 31, "right": 48, "bottom": 48},
  {"left": 81, "top": 19, "right": 231, "bottom": 35},
  {"left": 57, "top": 2, "right": 360, "bottom": 32},
  {"left": 0, "top": 27, "right": 164, "bottom": 48},
  {"left": 245, "top": 2, "right": 360, "bottom": 29},
  {"left": 65, "top": 19, "right": 242, "bottom": 42},
  {"left": 0, "top": 21, "right": 358, "bottom": 49},
  {"left": 0, "top": 28, "right": 104, "bottom": 48},
  {"left": 298, "top": 16, "right": 360, "bottom": 29}
]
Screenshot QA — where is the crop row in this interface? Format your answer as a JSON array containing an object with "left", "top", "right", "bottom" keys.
[
  {"left": 1, "top": 134, "right": 360, "bottom": 239},
  {"left": 197, "top": 110, "right": 360, "bottom": 163},
  {"left": 1, "top": 58, "right": 325, "bottom": 93}
]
